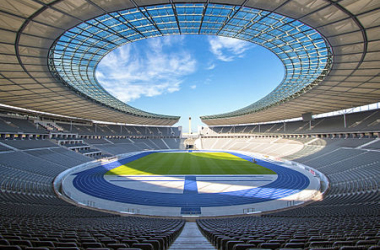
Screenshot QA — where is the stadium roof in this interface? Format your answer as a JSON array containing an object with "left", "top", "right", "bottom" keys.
[{"left": 0, "top": 0, "right": 379, "bottom": 126}]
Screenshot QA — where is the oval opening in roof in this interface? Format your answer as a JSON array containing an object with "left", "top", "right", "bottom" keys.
[
  {"left": 95, "top": 35, "right": 284, "bottom": 129},
  {"left": 48, "top": 3, "right": 331, "bottom": 127}
]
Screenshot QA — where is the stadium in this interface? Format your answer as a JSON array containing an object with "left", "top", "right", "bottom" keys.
[{"left": 0, "top": 0, "right": 379, "bottom": 250}]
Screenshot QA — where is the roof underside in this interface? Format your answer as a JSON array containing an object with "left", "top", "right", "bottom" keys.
[{"left": 0, "top": 0, "right": 379, "bottom": 126}]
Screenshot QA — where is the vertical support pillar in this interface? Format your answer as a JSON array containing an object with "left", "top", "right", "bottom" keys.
[{"left": 343, "top": 113, "right": 347, "bottom": 128}]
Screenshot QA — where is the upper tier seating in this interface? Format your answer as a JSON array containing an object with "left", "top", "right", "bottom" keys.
[
  {"left": 203, "top": 109, "right": 380, "bottom": 135},
  {"left": 57, "top": 122, "right": 181, "bottom": 137},
  {"left": 0, "top": 117, "right": 46, "bottom": 134},
  {"left": 1, "top": 140, "right": 58, "bottom": 150}
]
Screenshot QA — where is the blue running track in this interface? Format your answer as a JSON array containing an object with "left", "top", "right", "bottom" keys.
[{"left": 72, "top": 151, "right": 309, "bottom": 213}]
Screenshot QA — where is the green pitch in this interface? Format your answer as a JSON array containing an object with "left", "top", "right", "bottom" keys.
[{"left": 107, "top": 152, "right": 276, "bottom": 175}]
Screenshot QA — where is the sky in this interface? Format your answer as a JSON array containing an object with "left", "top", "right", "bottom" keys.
[{"left": 96, "top": 35, "right": 284, "bottom": 133}]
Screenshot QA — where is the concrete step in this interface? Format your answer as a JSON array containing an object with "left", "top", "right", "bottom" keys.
[{"left": 170, "top": 222, "right": 215, "bottom": 249}]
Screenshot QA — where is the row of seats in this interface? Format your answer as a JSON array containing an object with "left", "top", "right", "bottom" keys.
[
  {"left": 57, "top": 123, "right": 180, "bottom": 137},
  {"left": 197, "top": 136, "right": 380, "bottom": 249},
  {"left": 0, "top": 211, "right": 184, "bottom": 250},
  {"left": 0, "top": 115, "right": 181, "bottom": 137},
  {"left": 198, "top": 215, "right": 379, "bottom": 250},
  {"left": 89, "top": 138, "right": 182, "bottom": 155},
  {"left": 0, "top": 117, "right": 46, "bottom": 134}
]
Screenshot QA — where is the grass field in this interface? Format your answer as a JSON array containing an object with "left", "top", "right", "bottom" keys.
[{"left": 106, "top": 152, "right": 276, "bottom": 175}]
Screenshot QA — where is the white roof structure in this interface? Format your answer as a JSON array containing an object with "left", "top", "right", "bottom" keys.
[{"left": 0, "top": 0, "right": 379, "bottom": 126}]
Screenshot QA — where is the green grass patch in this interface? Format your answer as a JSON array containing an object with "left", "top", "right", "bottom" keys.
[{"left": 106, "top": 152, "right": 276, "bottom": 175}]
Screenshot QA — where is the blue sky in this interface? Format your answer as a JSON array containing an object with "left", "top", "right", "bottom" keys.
[{"left": 96, "top": 35, "right": 284, "bottom": 132}]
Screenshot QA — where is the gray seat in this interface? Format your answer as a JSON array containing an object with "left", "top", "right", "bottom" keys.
[{"left": 131, "top": 243, "right": 153, "bottom": 250}]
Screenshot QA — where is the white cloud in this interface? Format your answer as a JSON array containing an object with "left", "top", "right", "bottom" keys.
[
  {"left": 190, "top": 85, "right": 197, "bottom": 89},
  {"left": 208, "top": 36, "right": 253, "bottom": 62},
  {"left": 206, "top": 63, "right": 216, "bottom": 70},
  {"left": 96, "top": 37, "right": 196, "bottom": 102}
]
